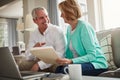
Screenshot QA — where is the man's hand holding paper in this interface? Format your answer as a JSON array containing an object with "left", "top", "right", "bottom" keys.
[{"left": 30, "top": 46, "right": 59, "bottom": 64}]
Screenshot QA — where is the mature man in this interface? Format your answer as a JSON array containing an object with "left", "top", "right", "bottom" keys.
[{"left": 25, "top": 7, "right": 66, "bottom": 72}]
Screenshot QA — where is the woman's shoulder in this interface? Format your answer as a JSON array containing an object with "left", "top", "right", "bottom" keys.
[
  {"left": 78, "top": 20, "right": 91, "bottom": 26},
  {"left": 78, "top": 20, "right": 94, "bottom": 29}
]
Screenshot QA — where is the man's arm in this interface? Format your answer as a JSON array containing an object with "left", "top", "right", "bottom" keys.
[
  {"left": 25, "top": 31, "right": 52, "bottom": 71},
  {"left": 25, "top": 32, "right": 37, "bottom": 60},
  {"left": 54, "top": 28, "right": 66, "bottom": 58}
]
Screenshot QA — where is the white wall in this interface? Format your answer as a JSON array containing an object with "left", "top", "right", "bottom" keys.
[
  {"left": 0, "top": 0, "right": 23, "bottom": 18},
  {"left": 34, "top": 0, "right": 48, "bottom": 10}
]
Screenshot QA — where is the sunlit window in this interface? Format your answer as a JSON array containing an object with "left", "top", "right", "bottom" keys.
[
  {"left": 101, "top": 0, "right": 120, "bottom": 29},
  {"left": 0, "top": 18, "right": 17, "bottom": 48},
  {"left": 0, "top": 19, "right": 8, "bottom": 47}
]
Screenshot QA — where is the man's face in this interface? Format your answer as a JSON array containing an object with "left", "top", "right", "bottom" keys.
[{"left": 34, "top": 10, "right": 50, "bottom": 28}]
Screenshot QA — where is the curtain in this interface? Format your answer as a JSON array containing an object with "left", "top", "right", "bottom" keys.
[
  {"left": 0, "top": 19, "right": 5, "bottom": 47},
  {"left": 48, "top": 0, "right": 59, "bottom": 25},
  {"left": 7, "top": 19, "right": 18, "bottom": 48}
]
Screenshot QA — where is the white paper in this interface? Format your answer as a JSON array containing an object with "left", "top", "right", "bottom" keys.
[{"left": 30, "top": 46, "right": 59, "bottom": 64}]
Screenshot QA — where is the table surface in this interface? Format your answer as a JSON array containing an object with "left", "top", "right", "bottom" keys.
[
  {"left": 0, "top": 75, "right": 120, "bottom": 80},
  {"left": 41, "top": 74, "right": 120, "bottom": 80},
  {"left": 83, "top": 76, "right": 120, "bottom": 80}
]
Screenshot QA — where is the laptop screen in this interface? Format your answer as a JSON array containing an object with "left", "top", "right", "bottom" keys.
[
  {"left": 0, "top": 47, "right": 50, "bottom": 80},
  {"left": 0, "top": 47, "right": 21, "bottom": 79}
]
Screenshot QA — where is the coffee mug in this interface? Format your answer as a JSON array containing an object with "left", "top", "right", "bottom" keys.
[{"left": 64, "top": 64, "right": 82, "bottom": 80}]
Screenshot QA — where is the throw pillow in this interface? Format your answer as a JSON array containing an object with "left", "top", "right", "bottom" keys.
[{"left": 99, "top": 34, "right": 117, "bottom": 70}]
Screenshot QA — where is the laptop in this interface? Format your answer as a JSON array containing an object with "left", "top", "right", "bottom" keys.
[{"left": 0, "top": 47, "right": 49, "bottom": 80}]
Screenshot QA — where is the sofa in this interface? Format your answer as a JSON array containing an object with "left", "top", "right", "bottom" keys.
[
  {"left": 15, "top": 28, "right": 120, "bottom": 77},
  {"left": 96, "top": 28, "right": 120, "bottom": 77}
]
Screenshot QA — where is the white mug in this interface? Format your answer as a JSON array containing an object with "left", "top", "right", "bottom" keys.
[{"left": 64, "top": 64, "right": 82, "bottom": 80}]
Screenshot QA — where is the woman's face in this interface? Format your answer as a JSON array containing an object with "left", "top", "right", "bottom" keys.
[{"left": 61, "top": 12, "right": 68, "bottom": 23}]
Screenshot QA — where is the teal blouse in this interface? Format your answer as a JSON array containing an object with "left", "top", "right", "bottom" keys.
[{"left": 65, "top": 20, "right": 108, "bottom": 69}]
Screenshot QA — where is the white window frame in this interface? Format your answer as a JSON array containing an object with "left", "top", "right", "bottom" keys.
[{"left": 87, "top": 0, "right": 120, "bottom": 31}]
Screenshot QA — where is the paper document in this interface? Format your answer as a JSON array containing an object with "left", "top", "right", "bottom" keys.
[{"left": 30, "top": 46, "right": 59, "bottom": 64}]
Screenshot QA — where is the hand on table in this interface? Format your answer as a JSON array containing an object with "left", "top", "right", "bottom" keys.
[{"left": 56, "top": 58, "right": 73, "bottom": 65}]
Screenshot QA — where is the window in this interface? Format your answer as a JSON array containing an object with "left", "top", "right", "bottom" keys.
[
  {"left": 0, "top": 18, "right": 18, "bottom": 48},
  {"left": 0, "top": 19, "right": 8, "bottom": 47},
  {"left": 89, "top": 0, "right": 120, "bottom": 31},
  {"left": 78, "top": 0, "right": 88, "bottom": 21},
  {"left": 101, "top": 0, "right": 120, "bottom": 29}
]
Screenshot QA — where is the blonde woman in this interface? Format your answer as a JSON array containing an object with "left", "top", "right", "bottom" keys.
[{"left": 55, "top": 0, "right": 108, "bottom": 76}]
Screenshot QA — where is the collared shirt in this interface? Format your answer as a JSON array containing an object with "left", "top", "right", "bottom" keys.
[{"left": 25, "top": 23, "right": 66, "bottom": 70}]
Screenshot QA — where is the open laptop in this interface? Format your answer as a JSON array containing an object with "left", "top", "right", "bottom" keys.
[{"left": 0, "top": 47, "right": 49, "bottom": 80}]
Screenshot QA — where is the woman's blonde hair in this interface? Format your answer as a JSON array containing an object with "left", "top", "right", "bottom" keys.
[{"left": 59, "top": 0, "right": 82, "bottom": 21}]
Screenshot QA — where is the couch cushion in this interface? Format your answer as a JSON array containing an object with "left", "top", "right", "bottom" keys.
[
  {"left": 99, "top": 34, "right": 117, "bottom": 70},
  {"left": 111, "top": 29, "right": 120, "bottom": 67}
]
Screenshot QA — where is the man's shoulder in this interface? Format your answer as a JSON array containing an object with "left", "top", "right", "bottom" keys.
[
  {"left": 30, "top": 28, "right": 39, "bottom": 35},
  {"left": 49, "top": 24, "right": 59, "bottom": 29},
  {"left": 49, "top": 24, "right": 63, "bottom": 32}
]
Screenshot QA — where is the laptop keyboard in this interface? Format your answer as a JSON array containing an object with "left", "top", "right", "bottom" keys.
[
  {"left": 20, "top": 71, "right": 50, "bottom": 77},
  {"left": 21, "top": 73, "right": 34, "bottom": 76}
]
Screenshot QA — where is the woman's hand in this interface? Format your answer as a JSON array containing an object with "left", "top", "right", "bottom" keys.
[{"left": 56, "top": 58, "right": 73, "bottom": 65}]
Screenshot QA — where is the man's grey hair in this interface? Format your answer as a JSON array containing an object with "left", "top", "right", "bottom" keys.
[{"left": 32, "top": 7, "right": 48, "bottom": 19}]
